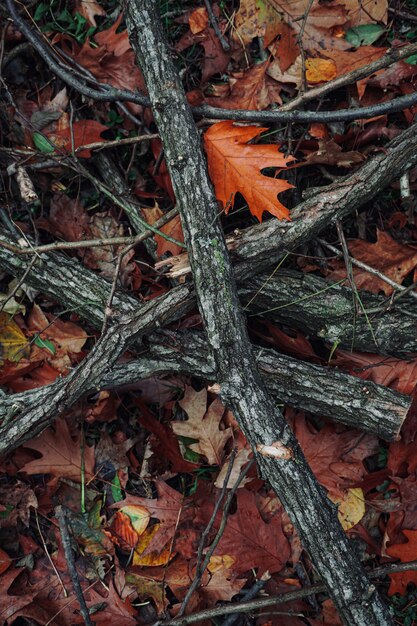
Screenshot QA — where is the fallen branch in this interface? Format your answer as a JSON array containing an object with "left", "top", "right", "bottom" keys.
[
  {"left": 242, "top": 269, "right": 417, "bottom": 355},
  {"left": 124, "top": 1, "right": 393, "bottom": 623},
  {"left": 0, "top": 232, "right": 412, "bottom": 445},
  {"left": 0, "top": 329, "right": 409, "bottom": 452}
]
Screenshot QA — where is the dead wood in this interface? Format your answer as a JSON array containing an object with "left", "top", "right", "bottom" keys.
[
  {"left": 0, "top": 327, "right": 408, "bottom": 453},
  {"left": 123, "top": 1, "right": 394, "bottom": 623}
]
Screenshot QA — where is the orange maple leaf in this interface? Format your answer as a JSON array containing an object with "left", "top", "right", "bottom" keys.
[{"left": 204, "top": 121, "right": 294, "bottom": 222}]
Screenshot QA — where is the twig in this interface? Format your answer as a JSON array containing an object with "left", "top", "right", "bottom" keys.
[
  {"left": 55, "top": 506, "right": 93, "bottom": 626},
  {"left": 388, "top": 6, "right": 417, "bottom": 23},
  {"left": 204, "top": 0, "right": 230, "bottom": 52},
  {"left": 7, "top": 0, "right": 417, "bottom": 124},
  {"left": 34, "top": 510, "right": 68, "bottom": 598},
  {"left": 0, "top": 206, "right": 179, "bottom": 255},
  {"left": 222, "top": 573, "right": 270, "bottom": 626},
  {"left": 295, "top": 0, "right": 315, "bottom": 92},
  {"left": 0, "top": 254, "right": 37, "bottom": 312},
  {"left": 177, "top": 449, "right": 239, "bottom": 617},
  {"left": 156, "top": 560, "right": 417, "bottom": 626},
  {"left": 318, "top": 238, "right": 417, "bottom": 301}
]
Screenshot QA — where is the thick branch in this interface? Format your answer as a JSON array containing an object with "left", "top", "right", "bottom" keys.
[
  {"left": 123, "top": 2, "right": 393, "bottom": 624},
  {"left": 0, "top": 230, "right": 411, "bottom": 442},
  {"left": 0, "top": 329, "right": 408, "bottom": 453},
  {"left": 243, "top": 269, "right": 417, "bottom": 355}
]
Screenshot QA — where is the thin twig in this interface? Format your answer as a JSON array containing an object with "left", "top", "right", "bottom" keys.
[
  {"left": 318, "top": 238, "right": 417, "bottom": 301},
  {"left": 222, "top": 573, "right": 270, "bottom": 626},
  {"left": 388, "top": 6, "right": 417, "bottom": 23},
  {"left": 336, "top": 220, "right": 359, "bottom": 314},
  {"left": 296, "top": 0, "right": 315, "bottom": 92},
  {"left": 0, "top": 255, "right": 37, "bottom": 312},
  {"left": 204, "top": 0, "right": 230, "bottom": 52},
  {"left": 0, "top": 206, "right": 178, "bottom": 255},
  {"left": 177, "top": 449, "right": 239, "bottom": 616},
  {"left": 55, "top": 506, "right": 93, "bottom": 626},
  {"left": 34, "top": 510, "right": 68, "bottom": 598},
  {"left": 155, "top": 560, "right": 417, "bottom": 626},
  {"left": 7, "top": 0, "right": 417, "bottom": 124}
]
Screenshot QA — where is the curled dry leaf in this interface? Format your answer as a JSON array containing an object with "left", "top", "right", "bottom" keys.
[{"left": 74, "top": 0, "right": 105, "bottom": 26}]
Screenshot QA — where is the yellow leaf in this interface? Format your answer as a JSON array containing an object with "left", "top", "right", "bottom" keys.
[
  {"left": 0, "top": 312, "right": 29, "bottom": 365},
  {"left": 330, "top": 488, "right": 365, "bottom": 531},
  {"left": 119, "top": 505, "right": 151, "bottom": 537},
  {"left": 306, "top": 58, "right": 337, "bottom": 84},
  {"left": 133, "top": 524, "right": 175, "bottom": 567},
  {"left": 208, "top": 555, "right": 236, "bottom": 573}
]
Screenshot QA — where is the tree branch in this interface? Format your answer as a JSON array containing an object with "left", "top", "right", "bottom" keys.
[{"left": 123, "top": 1, "right": 394, "bottom": 623}]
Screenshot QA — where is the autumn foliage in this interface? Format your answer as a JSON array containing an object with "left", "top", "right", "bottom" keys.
[{"left": 2, "top": 0, "right": 417, "bottom": 624}]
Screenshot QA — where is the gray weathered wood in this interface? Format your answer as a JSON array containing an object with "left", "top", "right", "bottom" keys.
[{"left": 123, "top": 1, "right": 394, "bottom": 623}]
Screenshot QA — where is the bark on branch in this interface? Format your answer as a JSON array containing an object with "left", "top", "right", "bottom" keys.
[
  {"left": 0, "top": 235, "right": 411, "bottom": 449},
  {"left": 0, "top": 327, "right": 408, "bottom": 454},
  {"left": 123, "top": 1, "right": 394, "bottom": 623}
]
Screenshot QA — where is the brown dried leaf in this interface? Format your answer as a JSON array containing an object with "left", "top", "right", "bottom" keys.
[
  {"left": 328, "top": 229, "right": 417, "bottom": 295},
  {"left": 21, "top": 418, "right": 95, "bottom": 482},
  {"left": 173, "top": 386, "right": 232, "bottom": 465}
]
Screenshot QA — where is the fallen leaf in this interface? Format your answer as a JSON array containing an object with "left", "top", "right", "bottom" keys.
[
  {"left": 204, "top": 120, "right": 294, "bottom": 221},
  {"left": 27, "top": 304, "right": 87, "bottom": 371},
  {"left": 75, "top": 0, "right": 105, "bottom": 27},
  {"left": 301, "top": 139, "right": 364, "bottom": 167},
  {"left": 329, "top": 487, "right": 365, "bottom": 530},
  {"left": 213, "top": 489, "right": 291, "bottom": 575},
  {"left": 173, "top": 386, "right": 232, "bottom": 465},
  {"left": 293, "top": 414, "right": 378, "bottom": 493},
  {"left": 133, "top": 524, "right": 174, "bottom": 566},
  {"left": 233, "top": 0, "right": 285, "bottom": 47},
  {"left": 328, "top": 229, "right": 417, "bottom": 295},
  {"left": 306, "top": 58, "right": 337, "bottom": 83},
  {"left": 0, "top": 482, "right": 37, "bottom": 528},
  {"left": 125, "top": 570, "right": 166, "bottom": 614},
  {"left": 21, "top": 418, "right": 95, "bottom": 482},
  {"left": 199, "top": 566, "right": 247, "bottom": 604},
  {"left": 386, "top": 529, "right": 417, "bottom": 595},
  {"left": 46, "top": 119, "right": 108, "bottom": 158},
  {"left": 113, "top": 481, "right": 184, "bottom": 554},
  {"left": 205, "top": 62, "right": 282, "bottom": 110},
  {"left": 268, "top": 23, "right": 300, "bottom": 71},
  {"left": 0, "top": 548, "right": 11, "bottom": 575},
  {"left": 332, "top": 350, "right": 417, "bottom": 395},
  {"left": 189, "top": 7, "right": 209, "bottom": 34},
  {"left": 0, "top": 312, "right": 29, "bottom": 364},
  {"left": 48, "top": 193, "right": 135, "bottom": 284},
  {"left": 139, "top": 411, "right": 200, "bottom": 474},
  {"left": 65, "top": 14, "right": 145, "bottom": 105}
]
